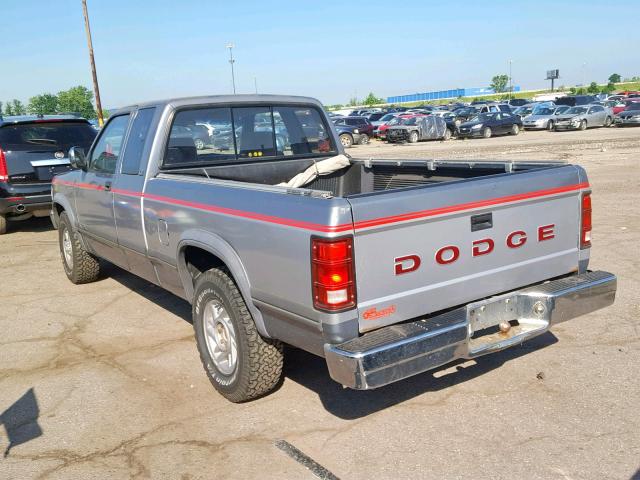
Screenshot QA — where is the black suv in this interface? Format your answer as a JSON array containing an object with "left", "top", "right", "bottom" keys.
[{"left": 0, "top": 115, "right": 97, "bottom": 234}]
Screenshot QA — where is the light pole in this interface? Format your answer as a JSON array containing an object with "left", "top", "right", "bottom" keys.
[
  {"left": 81, "top": 0, "right": 104, "bottom": 127},
  {"left": 254, "top": 76, "right": 258, "bottom": 94},
  {"left": 226, "top": 43, "right": 236, "bottom": 94},
  {"left": 582, "top": 62, "right": 587, "bottom": 87},
  {"left": 508, "top": 60, "right": 513, "bottom": 100}
]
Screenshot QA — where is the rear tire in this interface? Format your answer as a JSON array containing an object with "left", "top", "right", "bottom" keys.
[
  {"left": 194, "top": 138, "right": 205, "bottom": 150},
  {"left": 358, "top": 134, "right": 370, "bottom": 145},
  {"left": 193, "top": 268, "right": 284, "bottom": 402},
  {"left": 408, "top": 131, "right": 419, "bottom": 143},
  {"left": 483, "top": 127, "right": 492, "bottom": 138},
  {"left": 443, "top": 128, "right": 452, "bottom": 141},
  {"left": 604, "top": 116, "right": 612, "bottom": 127},
  {"left": 579, "top": 120, "right": 587, "bottom": 131},
  {"left": 547, "top": 120, "right": 555, "bottom": 131},
  {"left": 58, "top": 211, "right": 100, "bottom": 284},
  {"left": 339, "top": 133, "right": 353, "bottom": 148},
  {"left": 0, "top": 215, "right": 6, "bottom": 235},
  {"left": 511, "top": 124, "right": 520, "bottom": 135}
]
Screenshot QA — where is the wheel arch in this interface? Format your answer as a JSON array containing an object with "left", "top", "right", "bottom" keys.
[
  {"left": 176, "top": 230, "right": 269, "bottom": 338},
  {"left": 52, "top": 196, "right": 77, "bottom": 230}
]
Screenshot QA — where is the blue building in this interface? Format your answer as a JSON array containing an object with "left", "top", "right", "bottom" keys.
[{"left": 387, "top": 86, "right": 521, "bottom": 104}]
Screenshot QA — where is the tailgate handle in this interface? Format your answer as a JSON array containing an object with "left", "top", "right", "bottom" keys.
[{"left": 471, "top": 213, "right": 493, "bottom": 231}]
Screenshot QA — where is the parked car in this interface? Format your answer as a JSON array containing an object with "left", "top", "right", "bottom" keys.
[
  {"left": 334, "top": 123, "right": 361, "bottom": 147},
  {"left": 374, "top": 114, "right": 410, "bottom": 139},
  {"left": 366, "top": 112, "right": 388, "bottom": 123},
  {"left": 477, "top": 103, "right": 512, "bottom": 114},
  {"left": 508, "top": 98, "right": 529, "bottom": 107},
  {"left": 457, "top": 111, "right": 522, "bottom": 138},
  {"left": 555, "top": 95, "right": 598, "bottom": 107},
  {"left": 51, "top": 94, "right": 616, "bottom": 402},
  {"left": 512, "top": 105, "right": 535, "bottom": 119},
  {"left": 614, "top": 102, "right": 640, "bottom": 127},
  {"left": 448, "top": 107, "right": 479, "bottom": 124},
  {"left": 522, "top": 105, "right": 571, "bottom": 131},
  {"left": 370, "top": 113, "right": 398, "bottom": 129},
  {"left": 386, "top": 114, "right": 452, "bottom": 142},
  {"left": 333, "top": 117, "right": 374, "bottom": 143},
  {"left": 0, "top": 114, "right": 97, "bottom": 234},
  {"left": 554, "top": 105, "right": 613, "bottom": 130}
]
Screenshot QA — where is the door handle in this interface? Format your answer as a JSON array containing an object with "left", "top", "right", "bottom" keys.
[
  {"left": 471, "top": 213, "right": 493, "bottom": 231},
  {"left": 104, "top": 181, "right": 112, "bottom": 192}
]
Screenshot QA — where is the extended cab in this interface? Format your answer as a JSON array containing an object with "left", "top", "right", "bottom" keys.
[{"left": 52, "top": 95, "right": 616, "bottom": 402}]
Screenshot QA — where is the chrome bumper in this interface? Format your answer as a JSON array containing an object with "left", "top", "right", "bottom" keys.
[{"left": 324, "top": 271, "right": 616, "bottom": 389}]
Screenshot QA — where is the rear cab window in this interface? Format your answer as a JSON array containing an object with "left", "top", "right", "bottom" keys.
[
  {"left": 0, "top": 121, "right": 96, "bottom": 152},
  {"left": 163, "top": 104, "right": 336, "bottom": 168}
]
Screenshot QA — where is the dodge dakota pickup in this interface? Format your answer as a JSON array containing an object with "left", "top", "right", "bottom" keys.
[{"left": 51, "top": 95, "right": 616, "bottom": 402}]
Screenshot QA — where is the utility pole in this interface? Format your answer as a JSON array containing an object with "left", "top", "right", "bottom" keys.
[
  {"left": 226, "top": 44, "right": 236, "bottom": 94},
  {"left": 582, "top": 62, "right": 587, "bottom": 87},
  {"left": 81, "top": 0, "right": 104, "bottom": 127},
  {"left": 254, "top": 77, "right": 258, "bottom": 94},
  {"left": 508, "top": 60, "right": 513, "bottom": 100}
]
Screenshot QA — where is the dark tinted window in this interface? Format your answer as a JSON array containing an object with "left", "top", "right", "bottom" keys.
[
  {"left": 0, "top": 122, "right": 96, "bottom": 151},
  {"left": 121, "top": 108, "right": 155, "bottom": 175},
  {"left": 89, "top": 114, "right": 130, "bottom": 174}
]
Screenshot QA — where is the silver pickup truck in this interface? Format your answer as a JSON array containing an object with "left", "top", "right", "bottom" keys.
[{"left": 51, "top": 95, "right": 616, "bottom": 402}]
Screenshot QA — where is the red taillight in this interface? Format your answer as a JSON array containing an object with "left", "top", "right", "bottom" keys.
[
  {"left": 312, "top": 237, "right": 356, "bottom": 311},
  {"left": 0, "top": 148, "right": 8, "bottom": 182},
  {"left": 581, "top": 192, "right": 592, "bottom": 249}
]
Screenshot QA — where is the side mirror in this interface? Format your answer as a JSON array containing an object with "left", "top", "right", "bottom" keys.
[{"left": 69, "top": 147, "right": 87, "bottom": 170}]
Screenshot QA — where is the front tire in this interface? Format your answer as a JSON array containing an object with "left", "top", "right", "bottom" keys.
[
  {"left": 358, "top": 134, "right": 370, "bottom": 145},
  {"left": 511, "top": 124, "right": 520, "bottom": 135},
  {"left": 339, "top": 133, "right": 353, "bottom": 148},
  {"left": 443, "top": 128, "right": 452, "bottom": 141},
  {"left": 483, "top": 127, "right": 492, "bottom": 138},
  {"left": 408, "top": 131, "right": 419, "bottom": 143},
  {"left": 604, "top": 116, "right": 612, "bottom": 127},
  {"left": 579, "top": 120, "right": 587, "bottom": 131},
  {"left": 547, "top": 120, "right": 555, "bottom": 131},
  {"left": 0, "top": 214, "right": 6, "bottom": 235},
  {"left": 58, "top": 211, "right": 100, "bottom": 284},
  {"left": 194, "top": 138, "right": 205, "bottom": 150},
  {"left": 193, "top": 268, "right": 283, "bottom": 402}
]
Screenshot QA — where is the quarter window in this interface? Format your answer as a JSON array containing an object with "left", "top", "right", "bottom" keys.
[
  {"left": 89, "top": 114, "right": 130, "bottom": 174},
  {"left": 121, "top": 108, "right": 156, "bottom": 175}
]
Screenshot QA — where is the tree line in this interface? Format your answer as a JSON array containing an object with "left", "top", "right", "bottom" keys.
[{"left": 1, "top": 86, "right": 99, "bottom": 119}]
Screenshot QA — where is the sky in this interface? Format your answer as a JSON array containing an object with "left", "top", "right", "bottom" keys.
[{"left": 2, "top": 0, "right": 639, "bottom": 108}]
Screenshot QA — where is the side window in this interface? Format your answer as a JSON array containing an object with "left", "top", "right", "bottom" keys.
[
  {"left": 164, "top": 107, "right": 234, "bottom": 166},
  {"left": 89, "top": 114, "right": 130, "bottom": 174},
  {"left": 233, "top": 107, "right": 276, "bottom": 158},
  {"left": 121, "top": 107, "right": 156, "bottom": 175}
]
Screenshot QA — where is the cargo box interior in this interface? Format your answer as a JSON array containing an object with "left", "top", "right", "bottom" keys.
[{"left": 162, "top": 157, "right": 562, "bottom": 198}]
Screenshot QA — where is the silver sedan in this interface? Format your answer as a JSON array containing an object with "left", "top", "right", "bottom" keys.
[
  {"left": 522, "top": 105, "right": 571, "bottom": 130},
  {"left": 554, "top": 105, "right": 614, "bottom": 131}
]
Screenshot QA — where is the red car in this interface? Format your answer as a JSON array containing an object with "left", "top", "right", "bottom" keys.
[{"left": 374, "top": 114, "right": 415, "bottom": 139}]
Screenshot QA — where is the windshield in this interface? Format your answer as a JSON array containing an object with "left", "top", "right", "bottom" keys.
[
  {"left": 380, "top": 113, "right": 396, "bottom": 122},
  {"left": 554, "top": 106, "right": 570, "bottom": 114},
  {"left": 468, "top": 113, "right": 493, "bottom": 123},
  {"left": 533, "top": 106, "right": 555, "bottom": 116},
  {"left": 399, "top": 117, "right": 420, "bottom": 125},
  {"left": 566, "top": 107, "right": 587, "bottom": 115},
  {"left": 626, "top": 102, "right": 640, "bottom": 110}
]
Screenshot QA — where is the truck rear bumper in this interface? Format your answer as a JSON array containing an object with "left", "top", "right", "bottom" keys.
[{"left": 324, "top": 271, "right": 616, "bottom": 389}]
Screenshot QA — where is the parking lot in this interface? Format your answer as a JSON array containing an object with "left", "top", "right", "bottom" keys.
[{"left": 1, "top": 126, "right": 639, "bottom": 479}]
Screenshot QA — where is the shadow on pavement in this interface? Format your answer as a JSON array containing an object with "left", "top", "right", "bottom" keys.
[
  {"left": 105, "top": 263, "right": 193, "bottom": 324},
  {"left": 6, "top": 216, "right": 53, "bottom": 234},
  {"left": 284, "top": 332, "right": 558, "bottom": 420},
  {"left": 1, "top": 388, "right": 42, "bottom": 457}
]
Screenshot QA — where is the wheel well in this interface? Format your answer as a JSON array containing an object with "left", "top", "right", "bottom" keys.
[{"left": 183, "top": 245, "right": 226, "bottom": 281}]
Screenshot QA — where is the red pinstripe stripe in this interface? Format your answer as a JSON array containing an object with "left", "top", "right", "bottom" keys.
[{"left": 52, "top": 178, "right": 589, "bottom": 233}]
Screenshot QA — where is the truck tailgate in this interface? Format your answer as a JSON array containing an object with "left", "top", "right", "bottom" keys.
[{"left": 346, "top": 165, "right": 589, "bottom": 332}]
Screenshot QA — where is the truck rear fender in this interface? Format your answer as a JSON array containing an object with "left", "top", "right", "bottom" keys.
[{"left": 176, "top": 230, "right": 269, "bottom": 338}]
